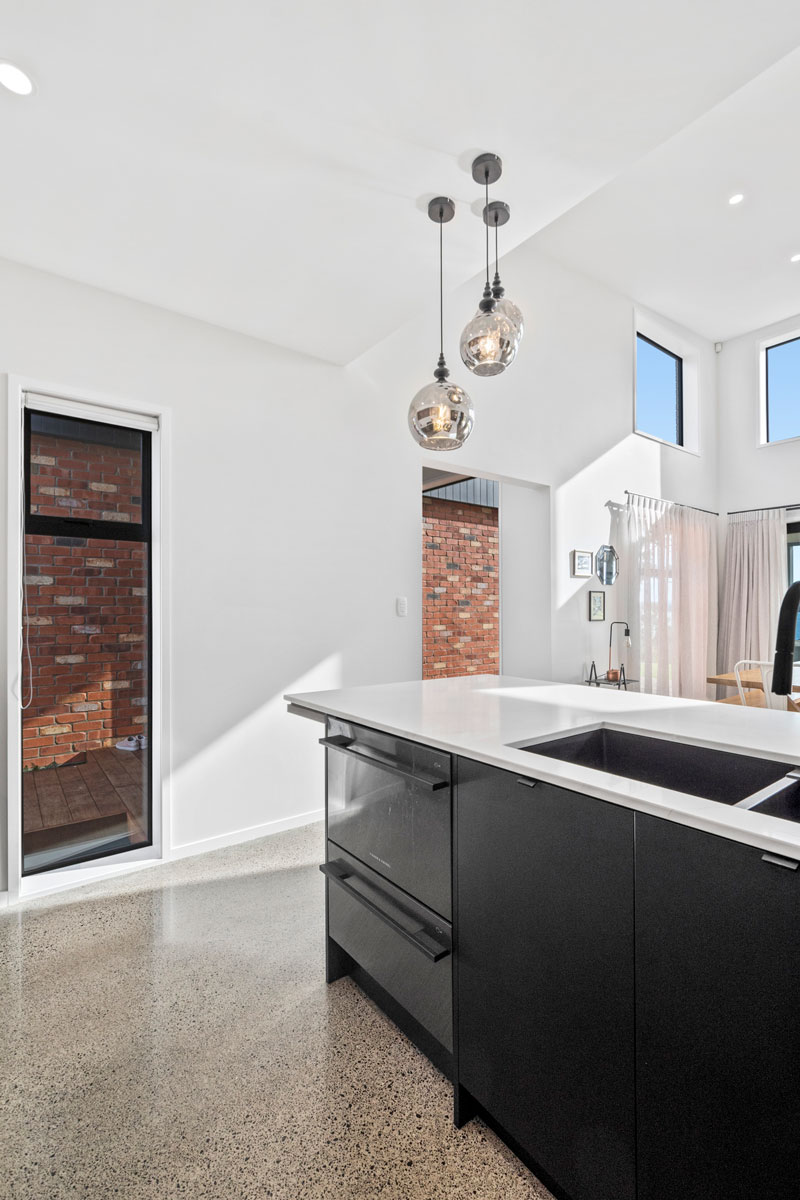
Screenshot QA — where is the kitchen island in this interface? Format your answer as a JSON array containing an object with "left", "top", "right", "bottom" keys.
[{"left": 287, "top": 675, "right": 800, "bottom": 1200}]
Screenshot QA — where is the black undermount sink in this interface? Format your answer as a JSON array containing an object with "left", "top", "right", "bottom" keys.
[{"left": 518, "top": 727, "right": 797, "bottom": 807}]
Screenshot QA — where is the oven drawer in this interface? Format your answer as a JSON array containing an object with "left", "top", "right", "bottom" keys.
[
  {"left": 324, "top": 719, "right": 452, "bottom": 919},
  {"left": 324, "top": 844, "right": 452, "bottom": 1053}
]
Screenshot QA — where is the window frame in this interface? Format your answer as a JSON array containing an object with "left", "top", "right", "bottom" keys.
[
  {"left": 764, "top": 335, "right": 800, "bottom": 446},
  {"left": 25, "top": 409, "right": 151, "bottom": 543},
  {"left": 21, "top": 406, "right": 154, "bottom": 875},
  {"left": 635, "top": 332, "right": 685, "bottom": 449},
  {"left": 6, "top": 376, "right": 168, "bottom": 907}
]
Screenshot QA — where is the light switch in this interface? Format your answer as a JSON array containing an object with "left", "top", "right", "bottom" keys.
[{"left": 396, "top": 596, "right": 408, "bottom": 617}]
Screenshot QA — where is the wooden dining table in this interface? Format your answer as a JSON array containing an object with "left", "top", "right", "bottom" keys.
[
  {"left": 708, "top": 668, "right": 800, "bottom": 711},
  {"left": 707, "top": 669, "right": 800, "bottom": 694}
]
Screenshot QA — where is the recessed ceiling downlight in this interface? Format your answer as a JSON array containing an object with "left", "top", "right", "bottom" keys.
[
  {"left": 791, "top": 254, "right": 800, "bottom": 264},
  {"left": 0, "top": 61, "right": 34, "bottom": 95},
  {"left": 728, "top": 193, "right": 744, "bottom": 206}
]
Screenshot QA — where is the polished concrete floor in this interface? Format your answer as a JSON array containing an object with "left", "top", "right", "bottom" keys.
[{"left": 0, "top": 822, "right": 552, "bottom": 1199}]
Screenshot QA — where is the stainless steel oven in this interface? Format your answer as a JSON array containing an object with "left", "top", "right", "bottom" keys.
[{"left": 323, "top": 718, "right": 452, "bottom": 920}]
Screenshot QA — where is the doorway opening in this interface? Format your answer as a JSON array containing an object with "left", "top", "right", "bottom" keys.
[
  {"left": 422, "top": 469, "right": 500, "bottom": 679},
  {"left": 21, "top": 408, "right": 152, "bottom": 875}
]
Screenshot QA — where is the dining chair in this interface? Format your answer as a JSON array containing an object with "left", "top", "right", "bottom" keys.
[{"left": 733, "top": 660, "right": 783, "bottom": 710}]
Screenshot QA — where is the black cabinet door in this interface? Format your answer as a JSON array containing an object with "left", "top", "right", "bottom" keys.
[
  {"left": 456, "top": 759, "right": 636, "bottom": 1200},
  {"left": 635, "top": 814, "right": 800, "bottom": 1200}
]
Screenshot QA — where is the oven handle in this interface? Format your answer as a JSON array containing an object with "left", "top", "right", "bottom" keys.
[
  {"left": 319, "top": 735, "right": 449, "bottom": 791},
  {"left": 320, "top": 861, "right": 451, "bottom": 963}
]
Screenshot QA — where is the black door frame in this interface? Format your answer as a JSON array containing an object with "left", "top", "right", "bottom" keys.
[{"left": 22, "top": 407, "right": 153, "bottom": 875}]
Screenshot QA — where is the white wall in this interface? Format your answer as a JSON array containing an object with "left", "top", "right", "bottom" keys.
[
  {"left": 0, "top": 256, "right": 422, "bottom": 891},
  {"left": 0, "top": 237, "right": 721, "bottom": 894},
  {"left": 500, "top": 481, "right": 552, "bottom": 680},
  {"left": 715, "top": 315, "right": 800, "bottom": 676},
  {"left": 717, "top": 312, "right": 800, "bottom": 514},
  {"left": 357, "top": 241, "right": 719, "bottom": 684}
]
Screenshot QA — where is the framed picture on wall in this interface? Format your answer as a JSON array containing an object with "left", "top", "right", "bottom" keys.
[
  {"left": 571, "top": 549, "right": 594, "bottom": 577},
  {"left": 589, "top": 590, "right": 606, "bottom": 621}
]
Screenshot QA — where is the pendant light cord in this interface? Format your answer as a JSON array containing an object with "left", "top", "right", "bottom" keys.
[
  {"left": 495, "top": 218, "right": 499, "bottom": 277},
  {"left": 484, "top": 172, "right": 490, "bottom": 286},
  {"left": 439, "top": 208, "right": 444, "bottom": 359}
]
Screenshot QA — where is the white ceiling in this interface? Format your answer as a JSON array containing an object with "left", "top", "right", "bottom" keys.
[
  {"left": 2, "top": 2, "right": 800, "bottom": 362},
  {"left": 422, "top": 469, "right": 470, "bottom": 491},
  {"left": 533, "top": 46, "right": 800, "bottom": 342}
]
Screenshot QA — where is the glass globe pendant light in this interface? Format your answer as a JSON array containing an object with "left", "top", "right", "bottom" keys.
[
  {"left": 408, "top": 198, "right": 474, "bottom": 451},
  {"left": 460, "top": 154, "right": 521, "bottom": 377},
  {"left": 487, "top": 200, "right": 524, "bottom": 340}
]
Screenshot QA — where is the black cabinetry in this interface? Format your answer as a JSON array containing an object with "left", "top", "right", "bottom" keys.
[
  {"left": 315, "top": 716, "right": 800, "bottom": 1200},
  {"left": 456, "top": 757, "right": 636, "bottom": 1200},
  {"left": 635, "top": 814, "right": 800, "bottom": 1200}
]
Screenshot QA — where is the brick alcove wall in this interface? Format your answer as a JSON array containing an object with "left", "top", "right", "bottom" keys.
[
  {"left": 22, "top": 434, "right": 147, "bottom": 769},
  {"left": 422, "top": 496, "right": 499, "bottom": 679}
]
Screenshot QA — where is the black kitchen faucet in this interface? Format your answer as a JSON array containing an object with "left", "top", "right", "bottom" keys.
[{"left": 772, "top": 582, "right": 800, "bottom": 696}]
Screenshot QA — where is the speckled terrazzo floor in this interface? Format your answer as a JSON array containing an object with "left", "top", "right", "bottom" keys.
[{"left": 0, "top": 822, "right": 553, "bottom": 1199}]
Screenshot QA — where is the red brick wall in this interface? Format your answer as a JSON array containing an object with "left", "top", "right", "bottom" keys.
[
  {"left": 22, "top": 437, "right": 148, "bottom": 769},
  {"left": 422, "top": 496, "right": 499, "bottom": 679},
  {"left": 30, "top": 432, "right": 142, "bottom": 523}
]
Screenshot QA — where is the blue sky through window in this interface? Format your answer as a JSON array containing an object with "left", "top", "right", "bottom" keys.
[
  {"left": 636, "top": 335, "right": 682, "bottom": 445},
  {"left": 766, "top": 338, "right": 800, "bottom": 443}
]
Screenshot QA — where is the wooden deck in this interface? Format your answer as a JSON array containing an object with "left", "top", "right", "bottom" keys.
[{"left": 23, "top": 748, "right": 147, "bottom": 850}]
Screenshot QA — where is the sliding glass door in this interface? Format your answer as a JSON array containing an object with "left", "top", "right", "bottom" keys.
[{"left": 21, "top": 409, "right": 152, "bottom": 874}]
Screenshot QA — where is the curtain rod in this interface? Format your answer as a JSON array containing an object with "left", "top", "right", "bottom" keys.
[
  {"left": 727, "top": 503, "right": 800, "bottom": 516},
  {"left": 623, "top": 489, "right": 719, "bottom": 517}
]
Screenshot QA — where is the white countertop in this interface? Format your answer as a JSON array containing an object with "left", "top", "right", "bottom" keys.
[{"left": 286, "top": 674, "right": 800, "bottom": 861}]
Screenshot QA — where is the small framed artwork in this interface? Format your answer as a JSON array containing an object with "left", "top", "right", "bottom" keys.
[
  {"left": 589, "top": 590, "right": 606, "bottom": 622},
  {"left": 571, "top": 549, "right": 594, "bottom": 578}
]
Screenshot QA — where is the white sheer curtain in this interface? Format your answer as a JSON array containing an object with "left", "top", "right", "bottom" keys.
[
  {"left": 717, "top": 509, "right": 788, "bottom": 674},
  {"left": 611, "top": 495, "right": 718, "bottom": 699}
]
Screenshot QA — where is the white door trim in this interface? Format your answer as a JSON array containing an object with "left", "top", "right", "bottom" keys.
[{"left": 5, "top": 374, "right": 171, "bottom": 903}]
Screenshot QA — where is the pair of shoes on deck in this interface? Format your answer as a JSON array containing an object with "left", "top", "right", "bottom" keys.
[{"left": 115, "top": 733, "right": 148, "bottom": 752}]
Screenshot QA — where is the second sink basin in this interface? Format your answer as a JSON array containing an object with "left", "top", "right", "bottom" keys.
[{"left": 518, "top": 727, "right": 796, "bottom": 805}]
